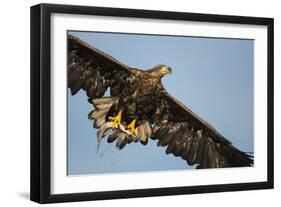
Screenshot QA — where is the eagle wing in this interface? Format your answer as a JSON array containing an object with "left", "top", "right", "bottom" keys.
[
  {"left": 151, "top": 89, "right": 253, "bottom": 168},
  {"left": 68, "top": 34, "right": 133, "bottom": 98}
]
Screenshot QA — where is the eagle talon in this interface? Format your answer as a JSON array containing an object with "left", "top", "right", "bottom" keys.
[
  {"left": 109, "top": 111, "right": 122, "bottom": 128},
  {"left": 127, "top": 119, "right": 137, "bottom": 136}
]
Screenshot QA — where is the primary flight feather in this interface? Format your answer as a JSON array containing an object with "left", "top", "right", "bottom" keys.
[{"left": 68, "top": 34, "right": 253, "bottom": 169}]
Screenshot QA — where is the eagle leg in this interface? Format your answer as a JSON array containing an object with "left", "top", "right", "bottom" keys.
[
  {"left": 108, "top": 111, "right": 122, "bottom": 128},
  {"left": 127, "top": 119, "right": 137, "bottom": 136}
]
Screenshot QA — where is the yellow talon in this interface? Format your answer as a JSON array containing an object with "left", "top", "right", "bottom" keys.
[
  {"left": 109, "top": 111, "right": 122, "bottom": 128},
  {"left": 127, "top": 119, "right": 137, "bottom": 136}
]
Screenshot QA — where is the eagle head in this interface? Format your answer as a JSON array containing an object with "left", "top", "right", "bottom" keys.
[{"left": 152, "top": 64, "right": 172, "bottom": 77}]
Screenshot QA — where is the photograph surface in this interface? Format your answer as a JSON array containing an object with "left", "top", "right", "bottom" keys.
[{"left": 67, "top": 31, "right": 254, "bottom": 175}]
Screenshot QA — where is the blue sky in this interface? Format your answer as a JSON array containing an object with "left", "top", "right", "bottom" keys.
[{"left": 67, "top": 31, "right": 254, "bottom": 175}]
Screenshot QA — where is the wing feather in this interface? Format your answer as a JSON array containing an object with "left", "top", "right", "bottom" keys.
[
  {"left": 68, "top": 35, "right": 134, "bottom": 98},
  {"left": 151, "top": 90, "right": 253, "bottom": 168}
]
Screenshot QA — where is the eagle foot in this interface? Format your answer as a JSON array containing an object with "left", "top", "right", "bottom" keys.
[
  {"left": 99, "top": 112, "right": 139, "bottom": 148},
  {"left": 108, "top": 111, "right": 122, "bottom": 128},
  {"left": 127, "top": 119, "right": 137, "bottom": 136}
]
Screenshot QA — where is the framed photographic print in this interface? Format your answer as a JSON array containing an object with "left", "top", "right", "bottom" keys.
[{"left": 30, "top": 3, "right": 274, "bottom": 203}]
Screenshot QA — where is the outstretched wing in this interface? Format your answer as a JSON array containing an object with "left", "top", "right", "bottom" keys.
[
  {"left": 68, "top": 34, "right": 134, "bottom": 98},
  {"left": 151, "top": 88, "right": 253, "bottom": 169}
]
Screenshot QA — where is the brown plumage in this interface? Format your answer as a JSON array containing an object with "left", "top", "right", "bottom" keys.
[{"left": 68, "top": 34, "right": 253, "bottom": 169}]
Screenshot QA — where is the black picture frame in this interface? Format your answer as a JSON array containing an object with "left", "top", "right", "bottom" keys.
[{"left": 30, "top": 3, "right": 274, "bottom": 204}]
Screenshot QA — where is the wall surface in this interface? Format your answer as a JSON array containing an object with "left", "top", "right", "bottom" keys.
[{"left": 0, "top": 0, "right": 279, "bottom": 206}]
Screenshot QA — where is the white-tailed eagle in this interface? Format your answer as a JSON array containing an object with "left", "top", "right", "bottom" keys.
[{"left": 68, "top": 34, "right": 253, "bottom": 169}]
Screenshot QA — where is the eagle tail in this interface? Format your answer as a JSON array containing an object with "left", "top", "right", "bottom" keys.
[{"left": 88, "top": 97, "right": 119, "bottom": 128}]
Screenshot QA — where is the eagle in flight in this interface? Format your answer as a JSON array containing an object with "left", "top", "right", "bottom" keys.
[{"left": 68, "top": 34, "right": 253, "bottom": 169}]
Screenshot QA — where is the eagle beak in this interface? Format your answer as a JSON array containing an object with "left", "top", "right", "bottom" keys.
[{"left": 168, "top": 67, "right": 172, "bottom": 74}]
